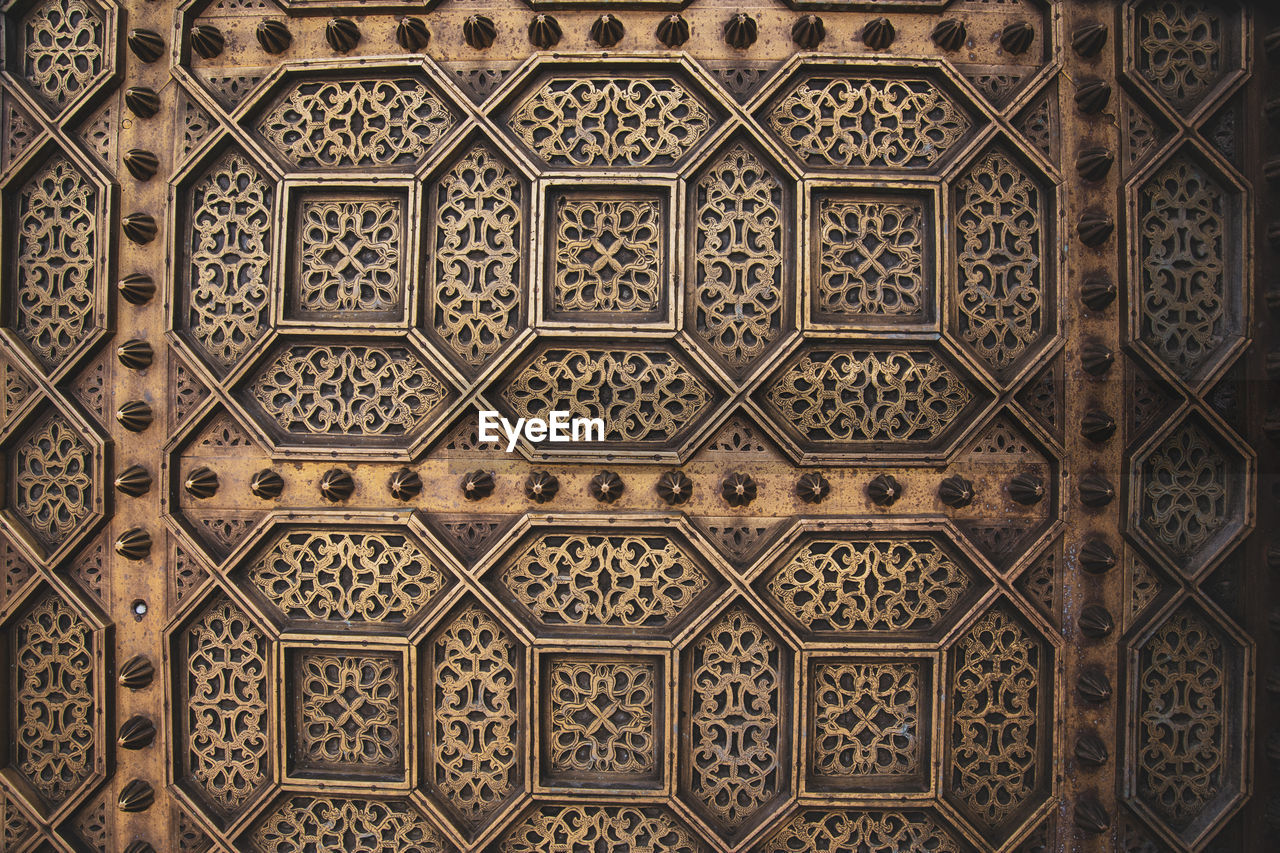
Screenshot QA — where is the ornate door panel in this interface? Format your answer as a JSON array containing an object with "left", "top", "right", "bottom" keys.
[{"left": 0, "top": 0, "right": 1269, "bottom": 851}]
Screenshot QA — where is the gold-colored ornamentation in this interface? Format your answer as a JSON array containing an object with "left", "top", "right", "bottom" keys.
[
  {"left": 247, "top": 531, "right": 446, "bottom": 624},
  {"left": 763, "top": 349, "right": 971, "bottom": 445},
  {"left": 816, "top": 198, "right": 925, "bottom": 319},
  {"left": 692, "top": 144, "right": 785, "bottom": 368},
  {"left": 297, "top": 199, "right": 403, "bottom": 313},
  {"left": 688, "top": 608, "right": 782, "bottom": 829},
  {"left": 13, "top": 412, "right": 93, "bottom": 548},
  {"left": 812, "top": 662, "right": 920, "bottom": 778},
  {"left": 13, "top": 590, "right": 95, "bottom": 804},
  {"left": 252, "top": 796, "right": 449, "bottom": 853},
  {"left": 187, "top": 151, "right": 272, "bottom": 370},
  {"left": 20, "top": 0, "right": 104, "bottom": 111},
  {"left": 14, "top": 156, "right": 97, "bottom": 372},
  {"left": 500, "top": 805, "right": 702, "bottom": 853},
  {"left": 431, "top": 146, "right": 522, "bottom": 368},
  {"left": 510, "top": 78, "right": 712, "bottom": 168},
  {"left": 1140, "top": 421, "right": 1227, "bottom": 559},
  {"left": 1136, "top": 606, "right": 1226, "bottom": 828},
  {"left": 0, "top": 787, "right": 35, "bottom": 849},
  {"left": 428, "top": 606, "right": 519, "bottom": 825},
  {"left": 1137, "top": 2, "right": 1222, "bottom": 112},
  {"left": 955, "top": 151, "right": 1045, "bottom": 372},
  {"left": 252, "top": 345, "right": 447, "bottom": 438},
  {"left": 760, "top": 810, "right": 967, "bottom": 853},
  {"left": 298, "top": 654, "right": 401, "bottom": 768},
  {"left": 503, "top": 348, "right": 712, "bottom": 444},
  {"left": 552, "top": 196, "right": 663, "bottom": 316},
  {"left": 1138, "top": 156, "right": 1228, "bottom": 382},
  {"left": 548, "top": 658, "right": 657, "bottom": 775},
  {"left": 184, "top": 597, "right": 270, "bottom": 814},
  {"left": 950, "top": 606, "right": 1042, "bottom": 830},
  {"left": 259, "top": 78, "right": 456, "bottom": 168},
  {"left": 502, "top": 533, "right": 709, "bottom": 631},
  {"left": 768, "top": 77, "right": 969, "bottom": 169}
]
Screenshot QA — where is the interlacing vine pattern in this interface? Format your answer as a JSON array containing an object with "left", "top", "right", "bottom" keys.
[
  {"left": 767, "top": 538, "right": 971, "bottom": 634},
  {"left": 812, "top": 662, "right": 921, "bottom": 780},
  {"left": 13, "top": 590, "right": 95, "bottom": 805},
  {"left": 14, "top": 156, "right": 97, "bottom": 372},
  {"left": 510, "top": 78, "right": 712, "bottom": 168},
  {"left": 0, "top": 788, "right": 35, "bottom": 849},
  {"left": 547, "top": 658, "right": 657, "bottom": 776},
  {"left": 693, "top": 145, "right": 785, "bottom": 368},
  {"left": 767, "top": 77, "right": 969, "bottom": 169},
  {"left": 297, "top": 654, "right": 402, "bottom": 770},
  {"left": 817, "top": 198, "right": 926, "bottom": 320},
  {"left": 252, "top": 345, "right": 448, "bottom": 438},
  {"left": 500, "top": 805, "right": 703, "bottom": 853},
  {"left": 247, "top": 530, "right": 446, "bottom": 624},
  {"left": 950, "top": 606, "right": 1042, "bottom": 832},
  {"left": 552, "top": 196, "right": 663, "bottom": 316},
  {"left": 429, "top": 606, "right": 519, "bottom": 826},
  {"left": 688, "top": 608, "right": 782, "bottom": 830},
  {"left": 431, "top": 146, "right": 522, "bottom": 368},
  {"left": 187, "top": 151, "right": 272, "bottom": 370},
  {"left": 760, "top": 810, "right": 968, "bottom": 853},
  {"left": 502, "top": 533, "right": 709, "bottom": 631},
  {"left": 12, "top": 412, "right": 93, "bottom": 548},
  {"left": 1136, "top": 607, "right": 1226, "bottom": 829},
  {"left": 503, "top": 348, "right": 712, "bottom": 444},
  {"left": 1140, "top": 421, "right": 1228, "bottom": 559},
  {"left": 184, "top": 597, "right": 270, "bottom": 815},
  {"left": 1137, "top": 1, "right": 1223, "bottom": 112},
  {"left": 20, "top": 0, "right": 104, "bottom": 111},
  {"left": 763, "top": 349, "right": 972, "bottom": 445},
  {"left": 251, "top": 797, "right": 449, "bottom": 853},
  {"left": 297, "top": 198, "right": 403, "bottom": 314},
  {"left": 259, "top": 78, "right": 456, "bottom": 168},
  {"left": 1139, "top": 156, "right": 1229, "bottom": 382},
  {"left": 955, "top": 151, "right": 1045, "bottom": 372}
]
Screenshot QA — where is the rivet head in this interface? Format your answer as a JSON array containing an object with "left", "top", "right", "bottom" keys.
[
  {"left": 1074, "top": 797, "right": 1111, "bottom": 833},
  {"left": 1077, "top": 210, "right": 1114, "bottom": 246},
  {"left": 396, "top": 17, "right": 430, "bottom": 51},
  {"left": 461, "top": 470, "right": 495, "bottom": 500},
  {"left": 389, "top": 467, "right": 422, "bottom": 501},
  {"left": 184, "top": 466, "right": 219, "bottom": 499},
  {"left": 1074, "top": 731, "right": 1109, "bottom": 766},
  {"left": 115, "top": 528, "right": 153, "bottom": 561},
  {"left": 118, "top": 715, "right": 157, "bottom": 750},
  {"left": 122, "top": 213, "right": 158, "bottom": 245},
  {"left": 129, "top": 28, "right": 165, "bottom": 63},
  {"left": 931, "top": 18, "right": 966, "bottom": 52},
  {"left": 1077, "top": 667, "right": 1113, "bottom": 703},
  {"left": 117, "top": 399, "right": 153, "bottom": 432},
  {"left": 123, "top": 149, "right": 160, "bottom": 181},
  {"left": 115, "top": 464, "right": 152, "bottom": 497},
  {"left": 1080, "top": 410, "right": 1116, "bottom": 443},
  {"left": 862, "top": 17, "right": 895, "bottom": 50},
  {"left": 868, "top": 473, "right": 901, "bottom": 506},
  {"left": 1079, "top": 472, "right": 1115, "bottom": 507},
  {"left": 724, "top": 13, "right": 758, "bottom": 49},
  {"left": 190, "top": 24, "right": 225, "bottom": 60},
  {"left": 721, "top": 472, "right": 757, "bottom": 507},
  {"left": 589, "top": 14, "right": 624, "bottom": 48},
  {"left": 1000, "top": 21, "right": 1035, "bottom": 55},
  {"left": 118, "top": 779, "right": 155, "bottom": 813},
  {"left": 120, "top": 273, "right": 155, "bottom": 305},
  {"left": 125, "top": 87, "right": 160, "bottom": 119},
  {"left": 464, "top": 15, "right": 497, "bottom": 49},
  {"left": 319, "top": 468, "right": 355, "bottom": 502},
  {"left": 656, "top": 470, "right": 692, "bottom": 505},
  {"left": 119, "top": 654, "right": 154, "bottom": 689},
  {"left": 1075, "top": 79, "right": 1112, "bottom": 114},
  {"left": 1080, "top": 340, "right": 1114, "bottom": 376},
  {"left": 326, "top": 18, "right": 360, "bottom": 53},
  {"left": 256, "top": 19, "right": 292, "bottom": 54},
  {"left": 529, "top": 14, "right": 562, "bottom": 49},
  {"left": 590, "top": 470, "right": 624, "bottom": 503},
  {"left": 116, "top": 338, "right": 153, "bottom": 370},
  {"left": 1079, "top": 604, "right": 1114, "bottom": 639},
  {"left": 1071, "top": 22, "right": 1108, "bottom": 59},
  {"left": 1080, "top": 274, "right": 1116, "bottom": 311},
  {"left": 250, "top": 468, "right": 284, "bottom": 500},
  {"left": 791, "top": 15, "right": 825, "bottom": 50},
  {"left": 1079, "top": 538, "right": 1117, "bottom": 574},
  {"left": 524, "top": 470, "right": 560, "bottom": 503},
  {"left": 1008, "top": 473, "right": 1045, "bottom": 506},
  {"left": 1075, "top": 147, "right": 1114, "bottom": 182},
  {"left": 655, "top": 14, "right": 689, "bottom": 48},
  {"left": 938, "top": 475, "right": 974, "bottom": 508},
  {"left": 796, "top": 472, "right": 829, "bottom": 504}
]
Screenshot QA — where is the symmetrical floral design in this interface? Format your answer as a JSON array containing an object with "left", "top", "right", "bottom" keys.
[
  {"left": 760, "top": 810, "right": 968, "bottom": 853},
  {"left": 19, "top": 0, "right": 104, "bottom": 111},
  {"left": 816, "top": 197, "right": 926, "bottom": 320},
  {"left": 811, "top": 662, "right": 921, "bottom": 781},
  {"left": 547, "top": 658, "right": 658, "bottom": 778},
  {"left": 1140, "top": 420, "right": 1228, "bottom": 561},
  {"left": 1137, "top": 1, "right": 1224, "bottom": 113},
  {"left": 499, "top": 805, "right": 703, "bottom": 853},
  {"left": 296, "top": 198, "right": 403, "bottom": 314},
  {"left": 12, "top": 411, "right": 93, "bottom": 548},
  {"left": 551, "top": 196, "right": 664, "bottom": 317},
  {"left": 251, "top": 797, "right": 449, "bottom": 853},
  {"left": 297, "top": 653, "right": 402, "bottom": 771}
]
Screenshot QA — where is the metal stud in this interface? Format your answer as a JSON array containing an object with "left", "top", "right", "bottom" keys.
[
  {"left": 529, "top": 14, "right": 561, "bottom": 49},
  {"left": 190, "top": 24, "right": 224, "bottom": 59},
  {"left": 117, "top": 339, "right": 153, "bottom": 370},
  {"left": 868, "top": 473, "right": 901, "bottom": 506},
  {"left": 256, "top": 19, "right": 291, "bottom": 54},
  {"left": 118, "top": 779, "right": 155, "bottom": 812},
  {"left": 464, "top": 15, "right": 497, "bottom": 49},
  {"left": 1074, "top": 79, "right": 1111, "bottom": 114},
  {"left": 396, "top": 17, "right": 430, "bottom": 51},
  {"left": 796, "top": 472, "right": 829, "bottom": 504},
  {"left": 931, "top": 18, "right": 966, "bottom": 51},
  {"left": 125, "top": 87, "right": 160, "bottom": 119},
  {"left": 118, "top": 716, "right": 156, "bottom": 750},
  {"left": 1075, "top": 147, "right": 1114, "bottom": 182},
  {"left": 1077, "top": 668, "right": 1112, "bottom": 703},
  {"left": 319, "top": 468, "right": 354, "bottom": 502},
  {"left": 117, "top": 400, "right": 153, "bottom": 432},
  {"left": 119, "top": 654, "right": 155, "bottom": 689},
  {"left": 1000, "top": 21, "right": 1035, "bottom": 54},
  {"left": 1081, "top": 410, "right": 1116, "bottom": 443},
  {"left": 250, "top": 468, "right": 284, "bottom": 499},
  {"left": 724, "top": 13, "right": 757, "bottom": 49},
  {"left": 122, "top": 213, "right": 158, "bottom": 245},
  {"left": 862, "top": 17, "right": 895, "bottom": 49},
  {"left": 1079, "top": 539, "right": 1116, "bottom": 574},
  {"left": 590, "top": 470, "right": 624, "bottom": 503},
  {"left": 1080, "top": 340, "right": 1114, "bottom": 376},
  {"left": 1078, "top": 472, "right": 1115, "bottom": 507},
  {"left": 939, "top": 475, "right": 974, "bottom": 507},
  {"left": 525, "top": 470, "right": 559, "bottom": 503},
  {"left": 1009, "top": 473, "right": 1045, "bottom": 505},
  {"left": 389, "top": 468, "right": 422, "bottom": 501},
  {"left": 184, "top": 466, "right": 219, "bottom": 499},
  {"left": 115, "top": 465, "right": 152, "bottom": 497},
  {"left": 123, "top": 149, "right": 160, "bottom": 181},
  {"left": 792, "top": 15, "right": 824, "bottom": 50},
  {"left": 461, "top": 470, "right": 495, "bottom": 500},
  {"left": 1079, "top": 604, "right": 1114, "bottom": 639},
  {"left": 1071, "top": 22, "right": 1108, "bottom": 59},
  {"left": 1077, "top": 210, "right": 1114, "bottom": 246},
  {"left": 120, "top": 273, "right": 156, "bottom": 305},
  {"left": 657, "top": 470, "right": 692, "bottom": 505},
  {"left": 326, "top": 18, "right": 360, "bottom": 53},
  {"left": 1074, "top": 797, "right": 1110, "bottom": 833},
  {"left": 115, "top": 528, "right": 153, "bottom": 561},
  {"left": 1074, "top": 731, "right": 1109, "bottom": 767},
  {"left": 722, "top": 472, "right": 757, "bottom": 507},
  {"left": 655, "top": 14, "right": 689, "bottom": 48},
  {"left": 128, "top": 28, "right": 165, "bottom": 63},
  {"left": 1080, "top": 274, "right": 1116, "bottom": 310}
]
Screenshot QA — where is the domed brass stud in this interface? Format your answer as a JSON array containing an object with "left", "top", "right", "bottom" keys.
[
  {"left": 590, "top": 14, "right": 623, "bottom": 48},
  {"left": 122, "top": 213, "right": 158, "bottom": 245},
  {"left": 389, "top": 467, "right": 422, "bottom": 501},
  {"left": 115, "top": 464, "right": 152, "bottom": 497},
  {"left": 1074, "top": 797, "right": 1110, "bottom": 834},
  {"left": 1009, "top": 473, "right": 1045, "bottom": 505},
  {"left": 1081, "top": 340, "right": 1114, "bottom": 376},
  {"left": 123, "top": 149, "right": 160, "bottom": 181},
  {"left": 465, "top": 15, "right": 497, "bottom": 49},
  {"left": 862, "top": 17, "right": 895, "bottom": 50},
  {"left": 125, "top": 86, "right": 160, "bottom": 118},
  {"left": 1079, "top": 472, "right": 1115, "bottom": 507},
  {"left": 119, "top": 654, "right": 154, "bottom": 689},
  {"left": 1000, "top": 21, "right": 1035, "bottom": 55},
  {"left": 320, "top": 469, "right": 354, "bottom": 502},
  {"left": 1071, "top": 22, "right": 1107, "bottom": 59},
  {"left": 1079, "top": 604, "right": 1114, "bottom": 639},
  {"left": 118, "top": 779, "right": 155, "bottom": 812},
  {"left": 117, "top": 339, "right": 153, "bottom": 370},
  {"left": 1074, "top": 731, "right": 1109, "bottom": 766},
  {"left": 326, "top": 18, "right": 360, "bottom": 53},
  {"left": 939, "top": 475, "right": 974, "bottom": 508},
  {"left": 724, "top": 13, "right": 757, "bottom": 49},
  {"left": 1081, "top": 411, "right": 1116, "bottom": 443},
  {"left": 525, "top": 470, "right": 559, "bottom": 503},
  {"left": 1077, "top": 668, "right": 1112, "bottom": 703},
  {"left": 1076, "top": 147, "right": 1114, "bottom": 182},
  {"left": 115, "top": 528, "right": 153, "bottom": 561},
  {"left": 656, "top": 14, "right": 689, "bottom": 48},
  {"left": 250, "top": 468, "right": 284, "bottom": 499},
  {"left": 129, "top": 29, "right": 165, "bottom": 63},
  {"left": 190, "top": 24, "right": 224, "bottom": 59},
  {"left": 1081, "top": 274, "right": 1116, "bottom": 310},
  {"left": 118, "top": 716, "right": 156, "bottom": 750},
  {"left": 932, "top": 19, "right": 966, "bottom": 51},
  {"left": 797, "top": 472, "right": 829, "bottom": 504},
  {"left": 120, "top": 273, "right": 155, "bottom": 305},
  {"left": 462, "top": 470, "right": 495, "bottom": 500},
  {"left": 656, "top": 470, "right": 692, "bottom": 505},
  {"left": 1075, "top": 79, "right": 1111, "bottom": 114},
  {"left": 256, "top": 19, "right": 291, "bottom": 54},
  {"left": 529, "top": 14, "right": 561, "bottom": 49},
  {"left": 792, "top": 15, "right": 824, "bottom": 50},
  {"left": 722, "top": 472, "right": 757, "bottom": 507},
  {"left": 590, "top": 470, "right": 624, "bottom": 503},
  {"left": 868, "top": 473, "right": 901, "bottom": 506},
  {"left": 1079, "top": 538, "right": 1116, "bottom": 574},
  {"left": 396, "top": 17, "right": 429, "bottom": 51},
  {"left": 117, "top": 400, "right": 153, "bottom": 432},
  {"left": 184, "top": 466, "right": 219, "bottom": 499}
]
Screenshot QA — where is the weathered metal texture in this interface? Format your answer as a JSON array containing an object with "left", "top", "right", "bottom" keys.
[{"left": 0, "top": 0, "right": 1261, "bottom": 851}]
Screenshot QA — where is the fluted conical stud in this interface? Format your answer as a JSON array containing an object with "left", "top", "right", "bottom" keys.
[
  {"left": 932, "top": 18, "right": 966, "bottom": 51},
  {"left": 129, "top": 28, "right": 165, "bottom": 63},
  {"left": 462, "top": 470, "right": 494, "bottom": 500},
  {"left": 326, "top": 18, "right": 360, "bottom": 52},
  {"left": 1081, "top": 410, "right": 1116, "bottom": 443},
  {"left": 1077, "top": 211, "right": 1114, "bottom": 246},
  {"left": 1076, "top": 147, "right": 1114, "bottom": 182},
  {"left": 117, "top": 400, "right": 153, "bottom": 432},
  {"left": 1079, "top": 538, "right": 1116, "bottom": 574},
  {"left": 250, "top": 468, "right": 284, "bottom": 499},
  {"left": 1080, "top": 604, "right": 1114, "bottom": 639},
  {"left": 1000, "top": 21, "right": 1035, "bottom": 54},
  {"left": 590, "top": 14, "right": 623, "bottom": 48},
  {"left": 190, "top": 24, "right": 224, "bottom": 59},
  {"left": 1072, "top": 22, "right": 1108, "bottom": 59},
  {"left": 1009, "top": 473, "right": 1045, "bottom": 505},
  {"left": 1075, "top": 731, "right": 1109, "bottom": 767},
  {"left": 184, "top": 466, "right": 219, "bottom": 499},
  {"left": 120, "top": 273, "right": 155, "bottom": 305},
  {"left": 797, "top": 472, "right": 829, "bottom": 504},
  {"left": 115, "top": 464, "right": 152, "bottom": 497},
  {"left": 792, "top": 15, "right": 824, "bottom": 49},
  {"left": 862, "top": 17, "right": 895, "bottom": 49},
  {"left": 722, "top": 472, "right": 757, "bottom": 507},
  {"left": 1079, "top": 472, "right": 1115, "bottom": 507},
  {"left": 656, "top": 470, "right": 692, "bottom": 505},
  {"left": 868, "top": 473, "right": 901, "bottom": 506},
  {"left": 724, "top": 13, "right": 757, "bottom": 49},
  {"left": 118, "top": 779, "right": 155, "bottom": 812},
  {"left": 256, "top": 19, "right": 291, "bottom": 54},
  {"left": 388, "top": 467, "right": 422, "bottom": 501},
  {"left": 120, "top": 654, "right": 154, "bottom": 689},
  {"left": 529, "top": 14, "right": 561, "bottom": 49},
  {"left": 123, "top": 213, "right": 158, "bottom": 245},
  {"left": 320, "top": 468, "right": 354, "bottom": 502},
  {"left": 938, "top": 475, "right": 974, "bottom": 508},
  {"left": 1078, "top": 668, "right": 1112, "bottom": 703},
  {"left": 1081, "top": 340, "right": 1113, "bottom": 376},
  {"left": 118, "top": 715, "right": 157, "bottom": 750},
  {"left": 656, "top": 14, "right": 689, "bottom": 48},
  {"left": 124, "top": 842, "right": 156, "bottom": 853},
  {"left": 397, "top": 17, "right": 430, "bottom": 51},
  {"left": 1074, "top": 798, "right": 1110, "bottom": 834},
  {"left": 524, "top": 471, "right": 558, "bottom": 503},
  {"left": 1075, "top": 79, "right": 1111, "bottom": 114},
  {"left": 125, "top": 86, "right": 160, "bottom": 119},
  {"left": 115, "top": 528, "right": 153, "bottom": 561},
  {"left": 1081, "top": 274, "right": 1116, "bottom": 310},
  {"left": 590, "top": 470, "right": 624, "bottom": 503},
  {"left": 464, "top": 15, "right": 497, "bottom": 49},
  {"left": 123, "top": 149, "right": 159, "bottom": 181},
  {"left": 117, "top": 339, "right": 153, "bottom": 370}
]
